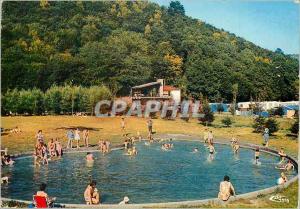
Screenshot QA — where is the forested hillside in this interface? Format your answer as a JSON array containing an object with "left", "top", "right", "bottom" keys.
[{"left": 2, "top": 1, "right": 298, "bottom": 102}]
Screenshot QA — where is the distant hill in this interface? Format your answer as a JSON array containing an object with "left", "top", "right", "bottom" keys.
[
  {"left": 2, "top": 1, "right": 298, "bottom": 102},
  {"left": 288, "top": 54, "right": 299, "bottom": 60}
]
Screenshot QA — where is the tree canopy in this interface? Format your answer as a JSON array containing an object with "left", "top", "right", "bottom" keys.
[{"left": 2, "top": 1, "right": 298, "bottom": 102}]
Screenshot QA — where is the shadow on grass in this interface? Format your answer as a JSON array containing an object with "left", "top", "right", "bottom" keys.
[{"left": 55, "top": 126, "right": 102, "bottom": 131}]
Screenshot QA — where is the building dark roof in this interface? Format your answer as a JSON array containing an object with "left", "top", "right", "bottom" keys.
[{"left": 132, "top": 81, "right": 161, "bottom": 89}]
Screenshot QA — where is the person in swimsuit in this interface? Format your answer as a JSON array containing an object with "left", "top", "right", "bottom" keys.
[
  {"left": 278, "top": 148, "right": 287, "bottom": 164},
  {"left": 284, "top": 160, "right": 294, "bottom": 171},
  {"left": 233, "top": 141, "right": 240, "bottom": 153},
  {"left": 84, "top": 181, "right": 97, "bottom": 205},
  {"left": 203, "top": 128, "right": 209, "bottom": 143},
  {"left": 208, "top": 144, "right": 215, "bottom": 160},
  {"left": 218, "top": 175, "right": 236, "bottom": 201},
  {"left": 277, "top": 172, "right": 288, "bottom": 185},
  {"left": 36, "top": 183, "right": 56, "bottom": 207},
  {"left": 36, "top": 130, "right": 44, "bottom": 144},
  {"left": 208, "top": 131, "right": 214, "bottom": 145},
  {"left": 55, "top": 138, "right": 63, "bottom": 157},
  {"left": 254, "top": 148, "right": 260, "bottom": 164},
  {"left": 41, "top": 144, "right": 49, "bottom": 165},
  {"left": 74, "top": 128, "right": 81, "bottom": 149},
  {"left": 86, "top": 152, "right": 94, "bottom": 161},
  {"left": 83, "top": 129, "right": 89, "bottom": 148},
  {"left": 48, "top": 139, "right": 56, "bottom": 157}
]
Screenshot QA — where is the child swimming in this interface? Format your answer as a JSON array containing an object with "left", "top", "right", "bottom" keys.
[
  {"left": 161, "top": 143, "right": 173, "bottom": 151},
  {"left": 86, "top": 152, "right": 94, "bottom": 161},
  {"left": 193, "top": 148, "right": 199, "bottom": 153},
  {"left": 127, "top": 147, "right": 138, "bottom": 156}
]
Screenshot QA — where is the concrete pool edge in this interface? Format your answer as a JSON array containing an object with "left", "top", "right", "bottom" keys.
[{"left": 1, "top": 136, "right": 298, "bottom": 208}]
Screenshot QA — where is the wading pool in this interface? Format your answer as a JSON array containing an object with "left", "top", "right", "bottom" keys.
[{"left": 1, "top": 140, "right": 297, "bottom": 204}]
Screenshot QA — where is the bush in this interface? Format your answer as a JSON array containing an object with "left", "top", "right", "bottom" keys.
[
  {"left": 290, "top": 119, "right": 299, "bottom": 135},
  {"left": 2, "top": 89, "right": 19, "bottom": 115},
  {"left": 45, "top": 86, "right": 62, "bottom": 115},
  {"left": 221, "top": 117, "right": 233, "bottom": 127},
  {"left": 252, "top": 116, "right": 266, "bottom": 133},
  {"left": 265, "top": 118, "right": 279, "bottom": 135},
  {"left": 274, "top": 106, "right": 284, "bottom": 116},
  {"left": 199, "top": 103, "right": 214, "bottom": 126}
]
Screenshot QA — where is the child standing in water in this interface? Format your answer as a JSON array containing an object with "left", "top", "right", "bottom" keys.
[
  {"left": 55, "top": 138, "right": 63, "bottom": 157},
  {"left": 254, "top": 148, "right": 260, "bottom": 164}
]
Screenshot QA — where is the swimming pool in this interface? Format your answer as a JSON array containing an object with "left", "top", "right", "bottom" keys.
[{"left": 1, "top": 140, "right": 297, "bottom": 204}]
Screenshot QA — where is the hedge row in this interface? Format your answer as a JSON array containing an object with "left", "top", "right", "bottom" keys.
[{"left": 1, "top": 85, "right": 112, "bottom": 115}]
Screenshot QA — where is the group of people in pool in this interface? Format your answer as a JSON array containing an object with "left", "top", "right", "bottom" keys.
[
  {"left": 34, "top": 130, "right": 63, "bottom": 166},
  {"left": 7, "top": 124, "right": 295, "bottom": 205}
]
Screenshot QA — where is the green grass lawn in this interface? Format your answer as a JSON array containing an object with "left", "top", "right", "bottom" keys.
[{"left": 1, "top": 115, "right": 298, "bottom": 208}]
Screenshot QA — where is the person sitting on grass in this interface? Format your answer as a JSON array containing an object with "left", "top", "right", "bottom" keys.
[
  {"left": 218, "top": 175, "right": 236, "bottom": 201},
  {"left": 36, "top": 183, "right": 56, "bottom": 207},
  {"left": 84, "top": 180, "right": 98, "bottom": 205},
  {"left": 10, "top": 126, "right": 21, "bottom": 134}
]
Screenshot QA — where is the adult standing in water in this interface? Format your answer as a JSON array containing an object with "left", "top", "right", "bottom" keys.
[
  {"left": 218, "top": 175, "right": 236, "bottom": 201},
  {"left": 147, "top": 118, "right": 153, "bottom": 134}
]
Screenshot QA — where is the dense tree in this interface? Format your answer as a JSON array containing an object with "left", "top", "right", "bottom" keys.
[{"left": 1, "top": 1, "right": 298, "bottom": 102}]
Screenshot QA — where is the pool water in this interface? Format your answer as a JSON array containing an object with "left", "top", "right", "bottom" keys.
[{"left": 1, "top": 141, "right": 296, "bottom": 204}]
